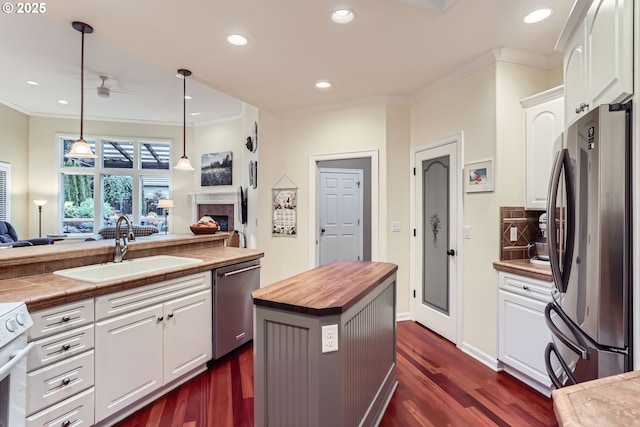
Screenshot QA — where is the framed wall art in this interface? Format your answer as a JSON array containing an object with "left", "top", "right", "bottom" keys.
[
  {"left": 201, "top": 151, "right": 232, "bottom": 186},
  {"left": 464, "top": 159, "right": 494, "bottom": 193}
]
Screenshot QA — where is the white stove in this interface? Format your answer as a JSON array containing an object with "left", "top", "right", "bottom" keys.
[{"left": 0, "top": 302, "right": 33, "bottom": 427}]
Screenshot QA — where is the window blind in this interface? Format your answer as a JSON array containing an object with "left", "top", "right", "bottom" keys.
[{"left": 0, "top": 162, "right": 10, "bottom": 222}]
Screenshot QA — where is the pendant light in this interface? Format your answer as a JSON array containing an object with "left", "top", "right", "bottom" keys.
[
  {"left": 173, "top": 68, "right": 195, "bottom": 171},
  {"left": 66, "top": 22, "right": 97, "bottom": 159}
]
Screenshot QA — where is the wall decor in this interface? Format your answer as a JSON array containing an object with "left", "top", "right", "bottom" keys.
[
  {"left": 201, "top": 151, "right": 233, "bottom": 186},
  {"left": 272, "top": 175, "right": 298, "bottom": 237},
  {"left": 252, "top": 121, "right": 258, "bottom": 152},
  {"left": 464, "top": 159, "right": 494, "bottom": 193}
]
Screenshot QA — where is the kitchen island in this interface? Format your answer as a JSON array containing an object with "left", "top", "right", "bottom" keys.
[{"left": 252, "top": 260, "right": 398, "bottom": 427}]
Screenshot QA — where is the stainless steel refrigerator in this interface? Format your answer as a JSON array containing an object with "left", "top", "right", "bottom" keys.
[{"left": 543, "top": 102, "right": 632, "bottom": 388}]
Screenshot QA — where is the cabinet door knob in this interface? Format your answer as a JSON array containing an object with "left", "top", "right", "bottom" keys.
[
  {"left": 157, "top": 316, "right": 164, "bottom": 321},
  {"left": 167, "top": 313, "right": 174, "bottom": 319},
  {"left": 61, "top": 315, "right": 71, "bottom": 322},
  {"left": 575, "top": 103, "right": 589, "bottom": 114},
  {"left": 62, "top": 343, "right": 71, "bottom": 351},
  {"left": 61, "top": 378, "right": 71, "bottom": 386},
  {"left": 447, "top": 249, "right": 455, "bottom": 256},
  {"left": 523, "top": 285, "right": 530, "bottom": 291},
  {"left": 62, "top": 421, "right": 71, "bottom": 427}
]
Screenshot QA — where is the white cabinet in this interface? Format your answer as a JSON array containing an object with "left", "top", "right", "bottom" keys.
[
  {"left": 560, "top": 0, "right": 633, "bottom": 126},
  {"left": 26, "top": 299, "right": 95, "bottom": 426},
  {"left": 94, "top": 272, "right": 212, "bottom": 423},
  {"left": 521, "top": 86, "right": 564, "bottom": 210},
  {"left": 498, "top": 272, "right": 554, "bottom": 396}
]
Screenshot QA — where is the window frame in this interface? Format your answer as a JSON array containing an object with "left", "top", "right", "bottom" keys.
[{"left": 58, "top": 135, "right": 172, "bottom": 235}]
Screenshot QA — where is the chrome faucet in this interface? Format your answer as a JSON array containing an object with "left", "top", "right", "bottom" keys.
[{"left": 114, "top": 215, "right": 135, "bottom": 263}]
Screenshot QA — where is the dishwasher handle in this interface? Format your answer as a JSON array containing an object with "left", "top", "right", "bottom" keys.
[{"left": 218, "top": 264, "right": 261, "bottom": 278}]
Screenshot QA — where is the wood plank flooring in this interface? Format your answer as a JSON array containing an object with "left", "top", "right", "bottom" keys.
[{"left": 114, "top": 321, "right": 558, "bottom": 427}]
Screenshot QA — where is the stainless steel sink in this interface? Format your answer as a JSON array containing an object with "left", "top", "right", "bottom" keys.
[{"left": 53, "top": 255, "right": 203, "bottom": 283}]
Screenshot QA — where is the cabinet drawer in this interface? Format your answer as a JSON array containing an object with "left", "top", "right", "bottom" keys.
[
  {"left": 95, "top": 272, "right": 211, "bottom": 320},
  {"left": 28, "top": 299, "right": 94, "bottom": 341},
  {"left": 26, "top": 387, "right": 94, "bottom": 427},
  {"left": 500, "top": 273, "right": 553, "bottom": 301},
  {"left": 27, "top": 350, "right": 95, "bottom": 416},
  {"left": 28, "top": 324, "right": 94, "bottom": 371}
]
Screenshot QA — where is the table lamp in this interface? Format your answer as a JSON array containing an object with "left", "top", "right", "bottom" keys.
[
  {"left": 158, "top": 199, "right": 173, "bottom": 234},
  {"left": 33, "top": 199, "right": 47, "bottom": 237}
]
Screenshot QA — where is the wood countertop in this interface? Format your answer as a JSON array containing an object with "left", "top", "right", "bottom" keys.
[
  {"left": 0, "top": 234, "right": 263, "bottom": 311},
  {"left": 493, "top": 259, "right": 553, "bottom": 282},
  {"left": 553, "top": 370, "right": 640, "bottom": 426},
  {"left": 252, "top": 260, "right": 398, "bottom": 316}
]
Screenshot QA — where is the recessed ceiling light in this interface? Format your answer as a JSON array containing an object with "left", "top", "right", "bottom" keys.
[
  {"left": 227, "top": 34, "right": 249, "bottom": 46},
  {"left": 331, "top": 8, "right": 356, "bottom": 24},
  {"left": 190, "top": 112, "right": 201, "bottom": 116},
  {"left": 58, "top": 100, "right": 68, "bottom": 105},
  {"left": 26, "top": 80, "right": 39, "bottom": 86},
  {"left": 315, "top": 80, "right": 332, "bottom": 89},
  {"left": 524, "top": 8, "right": 552, "bottom": 24}
]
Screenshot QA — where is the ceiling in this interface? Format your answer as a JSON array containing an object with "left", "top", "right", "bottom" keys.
[{"left": 0, "top": 0, "right": 573, "bottom": 126}]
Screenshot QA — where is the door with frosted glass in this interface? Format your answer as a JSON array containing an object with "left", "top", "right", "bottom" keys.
[{"left": 413, "top": 143, "right": 458, "bottom": 343}]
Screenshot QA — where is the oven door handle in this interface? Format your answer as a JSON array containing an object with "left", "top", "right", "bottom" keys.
[
  {"left": 0, "top": 341, "right": 34, "bottom": 380},
  {"left": 544, "top": 302, "right": 588, "bottom": 359},
  {"left": 545, "top": 341, "right": 577, "bottom": 388}
]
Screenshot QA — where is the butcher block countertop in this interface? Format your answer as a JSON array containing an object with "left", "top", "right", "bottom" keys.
[
  {"left": 0, "top": 233, "right": 263, "bottom": 311},
  {"left": 252, "top": 260, "right": 398, "bottom": 316},
  {"left": 553, "top": 370, "right": 640, "bottom": 427},
  {"left": 493, "top": 259, "right": 552, "bottom": 282}
]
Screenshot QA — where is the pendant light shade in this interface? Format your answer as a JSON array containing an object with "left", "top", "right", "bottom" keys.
[
  {"left": 173, "top": 68, "right": 194, "bottom": 171},
  {"left": 66, "top": 21, "right": 97, "bottom": 159}
]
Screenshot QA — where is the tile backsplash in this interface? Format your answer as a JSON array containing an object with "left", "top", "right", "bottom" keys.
[{"left": 500, "top": 207, "right": 545, "bottom": 261}]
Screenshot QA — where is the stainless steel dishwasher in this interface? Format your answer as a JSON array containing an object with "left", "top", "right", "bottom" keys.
[{"left": 212, "top": 259, "right": 261, "bottom": 359}]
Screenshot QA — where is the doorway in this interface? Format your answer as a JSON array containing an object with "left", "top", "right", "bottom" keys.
[
  {"left": 309, "top": 151, "right": 378, "bottom": 268},
  {"left": 411, "top": 134, "right": 463, "bottom": 344},
  {"left": 318, "top": 168, "right": 364, "bottom": 265}
]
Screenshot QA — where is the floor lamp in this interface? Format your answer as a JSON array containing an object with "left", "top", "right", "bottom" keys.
[
  {"left": 158, "top": 199, "right": 173, "bottom": 234},
  {"left": 33, "top": 199, "right": 47, "bottom": 237}
]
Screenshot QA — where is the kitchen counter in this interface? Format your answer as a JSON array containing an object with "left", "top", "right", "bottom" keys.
[
  {"left": 0, "top": 233, "right": 263, "bottom": 311},
  {"left": 493, "top": 259, "right": 552, "bottom": 282},
  {"left": 552, "top": 371, "right": 640, "bottom": 426},
  {"left": 252, "top": 260, "right": 398, "bottom": 315}
]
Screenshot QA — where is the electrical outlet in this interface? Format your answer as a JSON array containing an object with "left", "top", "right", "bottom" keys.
[
  {"left": 510, "top": 227, "right": 518, "bottom": 242},
  {"left": 321, "top": 324, "right": 339, "bottom": 353}
]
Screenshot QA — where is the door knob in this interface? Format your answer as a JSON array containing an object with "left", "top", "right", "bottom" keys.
[
  {"left": 321, "top": 228, "right": 326, "bottom": 233},
  {"left": 447, "top": 249, "right": 455, "bottom": 256}
]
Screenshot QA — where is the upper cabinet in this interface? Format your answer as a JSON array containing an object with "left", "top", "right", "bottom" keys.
[
  {"left": 558, "top": 0, "right": 633, "bottom": 126},
  {"left": 521, "top": 87, "right": 564, "bottom": 210}
]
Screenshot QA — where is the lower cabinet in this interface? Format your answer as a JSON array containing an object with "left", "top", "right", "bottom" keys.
[
  {"left": 94, "top": 272, "right": 212, "bottom": 424},
  {"left": 497, "top": 272, "right": 553, "bottom": 396}
]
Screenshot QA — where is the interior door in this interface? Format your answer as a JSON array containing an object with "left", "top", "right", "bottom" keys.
[
  {"left": 413, "top": 143, "right": 458, "bottom": 343},
  {"left": 319, "top": 168, "right": 363, "bottom": 265}
]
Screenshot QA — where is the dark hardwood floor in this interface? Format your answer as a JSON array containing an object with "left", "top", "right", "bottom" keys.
[{"left": 114, "top": 321, "right": 558, "bottom": 427}]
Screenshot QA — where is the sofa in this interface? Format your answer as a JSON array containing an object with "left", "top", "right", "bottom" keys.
[
  {"left": 0, "top": 221, "right": 54, "bottom": 247},
  {"left": 85, "top": 224, "right": 159, "bottom": 241}
]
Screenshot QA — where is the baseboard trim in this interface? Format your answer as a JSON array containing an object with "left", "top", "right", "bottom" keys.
[
  {"left": 396, "top": 312, "right": 411, "bottom": 322},
  {"left": 459, "top": 341, "right": 500, "bottom": 371}
]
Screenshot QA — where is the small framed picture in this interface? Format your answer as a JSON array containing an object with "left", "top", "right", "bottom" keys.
[{"left": 464, "top": 160, "right": 494, "bottom": 193}]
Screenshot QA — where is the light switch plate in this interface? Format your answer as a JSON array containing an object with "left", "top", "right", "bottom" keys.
[
  {"left": 321, "top": 324, "right": 339, "bottom": 353},
  {"left": 463, "top": 226, "right": 471, "bottom": 239},
  {"left": 391, "top": 221, "right": 400, "bottom": 233}
]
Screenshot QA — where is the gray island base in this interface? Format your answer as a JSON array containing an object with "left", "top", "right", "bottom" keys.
[{"left": 252, "top": 260, "right": 398, "bottom": 427}]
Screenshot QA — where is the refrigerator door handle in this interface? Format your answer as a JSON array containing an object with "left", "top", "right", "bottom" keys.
[
  {"left": 544, "top": 302, "right": 588, "bottom": 359},
  {"left": 545, "top": 341, "right": 578, "bottom": 388},
  {"left": 547, "top": 149, "right": 575, "bottom": 293}
]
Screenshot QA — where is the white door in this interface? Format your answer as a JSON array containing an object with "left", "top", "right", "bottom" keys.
[
  {"left": 413, "top": 142, "right": 459, "bottom": 343},
  {"left": 319, "top": 168, "right": 363, "bottom": 265}
]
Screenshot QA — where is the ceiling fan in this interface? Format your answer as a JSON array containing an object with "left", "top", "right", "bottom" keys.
[{"left": 93, "top": 75, "right": 138, "bottom": 98}]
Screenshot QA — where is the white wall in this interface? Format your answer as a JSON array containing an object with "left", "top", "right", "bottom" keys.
[
  {"left": 411, "top": 61, "right": 562, "bottom": 359},
  {"left": 0, "top": 104, "right": 29, "bottom": 235}
]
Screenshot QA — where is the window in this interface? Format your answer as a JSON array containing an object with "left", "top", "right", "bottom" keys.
[
  {"left": 60, "top": 137, "right": 171, "bottom": 235},
  {"left": 0, "top": 162, "right": 10, "bottom": 222}
]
